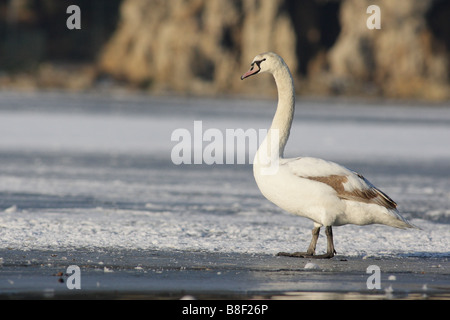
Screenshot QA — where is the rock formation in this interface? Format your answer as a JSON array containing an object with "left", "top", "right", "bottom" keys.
[
  {"left": 99, "top": 0, "right": 297, "bottom": 96},
  {"left": 1, "top": 0, "right": 448, "bottom": 100},
  {"left": 326, "top": 0, "right": 449, "bottom": 100},
  {"left": 99, "top": 0, "right": 449, "bottom": 100}
]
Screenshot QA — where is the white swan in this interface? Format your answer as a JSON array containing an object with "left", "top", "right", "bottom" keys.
[{"left": 241, "top": 52, "right": 416, "bottom": 259}]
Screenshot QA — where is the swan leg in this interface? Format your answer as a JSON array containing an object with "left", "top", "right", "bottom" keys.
[
  {"left": 277, "top": 226, "right": 336, "bottom": 259},
  {"left": 310, "top": 226, "right": 336, "bottom": 259},
  {"left": 277, "top": 226, "right": 320, "bottom": 258}
]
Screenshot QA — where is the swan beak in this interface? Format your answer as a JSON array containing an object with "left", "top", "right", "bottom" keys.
[{"left": 241, "top": 64, "right": 260, "bottom": 80}]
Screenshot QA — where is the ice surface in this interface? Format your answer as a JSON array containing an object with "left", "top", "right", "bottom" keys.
[{"left": 0, "top": 92, "right": 449, "bottom": 257}]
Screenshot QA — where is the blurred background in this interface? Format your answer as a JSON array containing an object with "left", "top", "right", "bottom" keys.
[{"left": 0, "top": 0, "right": 449, "bottom": 101}]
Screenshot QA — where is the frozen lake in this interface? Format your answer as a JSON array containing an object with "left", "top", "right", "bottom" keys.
[{"left": 0, "top": 91, "right": 449, "bottom": 258}]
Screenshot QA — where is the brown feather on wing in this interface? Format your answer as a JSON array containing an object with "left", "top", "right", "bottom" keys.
[
  {"left": 303, "top": 174, "right": 397, "bottom": 210},
  {"left": 339, "top": 186, "right": 397, "bottom": 210}
]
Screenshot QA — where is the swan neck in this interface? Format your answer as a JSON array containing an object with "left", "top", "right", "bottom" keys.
[
  {"left": 254, "top": 63, "right": 295, "bottom": 170},
  {"left": 270, "top": 65, "right": 295, "bottom": 157}
]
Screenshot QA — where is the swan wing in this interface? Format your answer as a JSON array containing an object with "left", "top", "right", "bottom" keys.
[{"left": 284, "top": 157, "right": 397, "bottom": 210}]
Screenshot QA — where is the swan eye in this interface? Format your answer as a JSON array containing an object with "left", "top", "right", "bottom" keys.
[
  {"left": 241, "top": 58, "right": 267, "bottom": 80},
  {"left": 255, "top": 58, "right": 266, "bottom": 67}
]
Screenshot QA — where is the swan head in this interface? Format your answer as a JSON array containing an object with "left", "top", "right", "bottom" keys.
[{"left": 240, "top": 52, "right": 285, "bottom": 80}]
